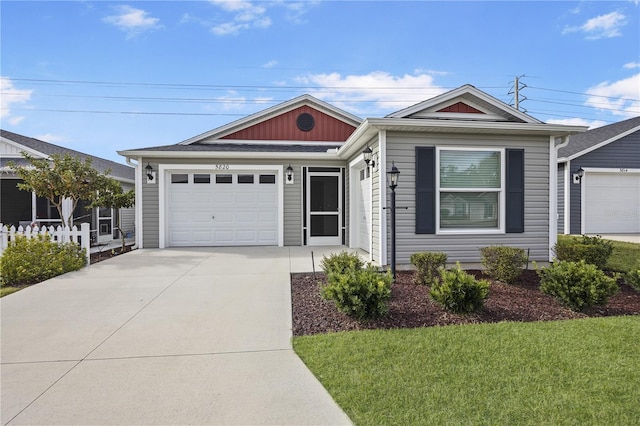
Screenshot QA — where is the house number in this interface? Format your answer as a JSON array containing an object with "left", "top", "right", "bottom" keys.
[
  {"left": 620, "top": 168, "right": 628, "bottom": 173},
  {"left": 215, "top": 164, "right": 230, "bottom": 170}
]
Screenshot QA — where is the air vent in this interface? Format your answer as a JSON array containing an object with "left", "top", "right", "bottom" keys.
[{"left": 296, "top": 113, "right": 315, "bottom": 132}]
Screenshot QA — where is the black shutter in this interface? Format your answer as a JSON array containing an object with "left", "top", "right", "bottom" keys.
[
  {"left": 505, "top": 149, "right": 525, "bottom": 233},
  {"left": 415, "top": 147, "right": 436, "bottom": 234}
]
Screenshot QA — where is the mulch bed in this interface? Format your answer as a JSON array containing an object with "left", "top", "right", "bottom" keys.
[
  {"left": 291, "top": 269, "right": 640, "bottom": 336},
  {"left": 90, "top": 245, "right": 133, "bottom": 264}
]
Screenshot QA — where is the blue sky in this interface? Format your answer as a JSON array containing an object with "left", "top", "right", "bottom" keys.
[{"left": 2, "top": 0, "right": 639, "bottom": 164}]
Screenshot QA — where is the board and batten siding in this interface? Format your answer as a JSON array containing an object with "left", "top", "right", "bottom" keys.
[
  {"left": 568, "top": 131, "right": 640, "bottom": 234},
  {"left": 385, "top": 132, "right": 551, "bottom": 266},
  {"left": 139, "top": 157, "right": 346, "bottom": 248}
]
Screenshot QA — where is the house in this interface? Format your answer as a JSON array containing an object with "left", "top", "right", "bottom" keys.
[
  {"left": 0, "top": 130, "right": 135, "bottom": 245},
  {"left": 118, "top": 85, "right": 585, "bottom": 266},
  {"left": 557, "top": 116, "right": 640, "bottom": 236}
]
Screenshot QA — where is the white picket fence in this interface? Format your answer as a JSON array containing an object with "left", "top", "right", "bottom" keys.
[{"left": 0, "top": 223, "right": 91, "bottom": 265}]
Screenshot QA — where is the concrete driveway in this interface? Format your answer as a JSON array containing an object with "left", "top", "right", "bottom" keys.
[{"left": 1, "top": 247, "right": 352, "bottom": 425}]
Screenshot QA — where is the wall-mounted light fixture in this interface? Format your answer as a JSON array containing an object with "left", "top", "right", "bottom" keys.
[
  {"left": 145, "top": 163, "right": 156, "bottom": 184},
  {"left": 573, "top": 167, "right": 584, "bottom": 184},
  {"left": 363, "top": 145, "right": 378, "bottom": 169},
  {"left": 285, "top": 164, "right": 294, "bottom": 184}
]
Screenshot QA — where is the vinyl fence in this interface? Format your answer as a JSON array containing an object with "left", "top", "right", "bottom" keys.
[{"left": 0, "top": 223, "right": 91, "bottom": 264}]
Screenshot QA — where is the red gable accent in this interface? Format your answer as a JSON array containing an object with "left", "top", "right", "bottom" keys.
[
  {"left": 222, "top": 106, "right": 356, "bottom": 142},
  {"left": 437, "top": 102, "right": 484, "bottom": 114}
]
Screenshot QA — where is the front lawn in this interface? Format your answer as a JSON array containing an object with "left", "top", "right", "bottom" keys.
[
  {"left": 557, "top": 235, "right": 640, "bottom": 272},
  {"left": 294, "top": 317, "right": 640, "bottom": 425}
]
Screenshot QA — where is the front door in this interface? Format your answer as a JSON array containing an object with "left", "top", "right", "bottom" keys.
[
  {"left": 307, "top": 171, "right": 342, "bottom": 245},
  {"left": 97, "top": 207, "right": 114, "bottom": 244}
]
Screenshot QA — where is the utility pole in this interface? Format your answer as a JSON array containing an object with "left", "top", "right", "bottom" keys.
[{"left": 509, "top": 75, "right": 527, "bottom": 112}]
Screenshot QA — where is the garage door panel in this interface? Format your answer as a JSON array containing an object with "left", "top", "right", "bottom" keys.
[
  {"left": 168, "top": 171, "right": 278, "bottom": 246},
  {"left": 585, "top": 172, "right": 640, "bottom": 234}
]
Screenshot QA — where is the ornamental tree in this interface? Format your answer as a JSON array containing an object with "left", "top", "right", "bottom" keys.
[
  {"left": 90, "top": 177, "right": 135, "bottom": 251},
  {"left": 9, "top": 153, "right": 112, "bottom": 228}
]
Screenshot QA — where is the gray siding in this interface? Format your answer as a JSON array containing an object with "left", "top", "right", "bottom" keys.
[
  {"left": 568, "top": 131, "right": 640, "bottom": 234},
  {"left": 557, "top": 163, "right": 565, "bottom": 234},
  {"left": 140, "top": 157, "right": 345, "bottom": 248},
  {"left": 386, "top": 132, "right": 551, "bottom": 266},
  {"left": 120, "top": 182, "right": 135, "bottom": 238}
]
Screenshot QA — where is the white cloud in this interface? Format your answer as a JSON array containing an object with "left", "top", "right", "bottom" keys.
[
  {"left": 1, "top": 76, "right": 32, "bottom": 123},
  {"left": 35, "top": 133, "right": 65, "bottom": 143},
  {"left": 262, "top": 60, "right": 278, "bottom": 68},
  {"left": 103, "top": 5, "right": 163, "bottom": 39},
  {"left": 563, "top": 11, "right": 627, "bottom": 39},
  {"left": 546, "top": 118, "right": 607, "bottom": 129},
  {"left": 209, "top": 0, "right": 271, "bottom": 35},
  {"left": 623, "top": 62, "right": 640, "bottom": 69},
  {"left": 294, "top": 71, "right": 446, "bottom": 114},
  {"left": 585, "top": 73, "right": 640, "bottom": 117}
]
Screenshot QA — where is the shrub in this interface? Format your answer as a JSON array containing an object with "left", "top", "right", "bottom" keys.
[
  {"left": 537, "top": 260, "right": 618, "bottom": 311},
  {"left": 625, "top": 262, "right": 640, "bottom": 293},
  {"left": 430, "top": 263, "right": 490, "bottom": 314},
  {"left": 480, "top": 245, "right": 528, "bottom": 284},
  {"left": 552, "top": 235, "right": 613, "bottom": 270},
  {"left": 0, "top": 235, "right": 86, "bottom": 286},
  {"left": 321, "top": 263, "right": 393, "bottom": 320},
  {"left": 320, "top": 251, "right": 364, "bottom": 276},
  {"left": 410, "top": 251, "right": 447, "bottom": 286}
]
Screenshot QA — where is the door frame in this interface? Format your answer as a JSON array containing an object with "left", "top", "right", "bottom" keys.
[{"left": 306, "top": 169, "right": 343, "bottom": 246}]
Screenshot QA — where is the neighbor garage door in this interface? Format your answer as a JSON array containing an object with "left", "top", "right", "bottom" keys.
[
  {"left": 168, "top": 171, "right": 278, "bottom": 246},
  {"left": 584, "top": 171, "right": 640, "bottom": 234}
]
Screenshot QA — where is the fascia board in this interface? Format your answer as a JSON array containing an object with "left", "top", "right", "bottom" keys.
[
  {"left": 565, "top": 125, "right": 640, "bottom": 161},
  {"left": 117, "top": 150, "right": 340, "bottom": 160},
  {"left": 0, "top": 137, "right": 50, "bottom": 159}
]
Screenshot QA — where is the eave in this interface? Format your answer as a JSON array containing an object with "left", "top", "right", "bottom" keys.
[{"left": 117, "top": 149, "right": 340, "bottom": 161}]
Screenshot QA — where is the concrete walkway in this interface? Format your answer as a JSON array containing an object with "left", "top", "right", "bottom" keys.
[{"left": 1, "top": 247, "right": 353, "bottom": 425}]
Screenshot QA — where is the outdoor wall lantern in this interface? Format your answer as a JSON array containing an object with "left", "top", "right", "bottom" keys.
[
  {"left": 285, "top": 164, "right": 294, "bottom": 184},
  {"left": 387, "top": 161, "right": 400, "bottom": 279},
  {"left": 145, "top": 163, "right": 156, "bottom": 184},
  {"left": 363, "top": 145, "right": 377, "bottom": 169},
  {"left": 573, "top": 167, "right": 584, "bottom": 184}
]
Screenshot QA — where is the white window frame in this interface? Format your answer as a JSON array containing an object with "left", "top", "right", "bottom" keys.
[{"left": 436, "top": 147, "right": 506, "bottom": 235}]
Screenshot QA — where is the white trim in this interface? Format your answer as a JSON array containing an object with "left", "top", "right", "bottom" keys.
[
  {"left": 435, "top": 147, "right": 505, "bottom": 235},
  {"left": 563, "top": 161, "right": 571, "bottom": 235},
  {"left": 379, "top": 130, "right": 387, "bottom": 266},
  {"left": 0, "top": 137, "right": 49, "bottom": 159},
  {"left": 348, "top": 155, "right": 363, "bottom": 254},
  {"left": 158, "top": 164, "right": 284, "bottom": 248},
  {"left": 579, "top": 167, "right": 640, "bottom": 174},
  {"left": 563, "top": 125, "right": 640, "bottom": 161},
  {"left": 134, "top": 157, "right": 143, "bottom": 248},
  {"left": 118, "top": 150, "right": 339, "bottom": 160},
  {"left": 306, "top": 169, "right": 342, "bottom": 246},
  {"left": 197, "top": 139, "right": 346, "bottom": 146}
]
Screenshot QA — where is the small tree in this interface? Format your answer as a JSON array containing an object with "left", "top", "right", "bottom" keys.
[
  {"left": 9, "top": 153, "right": 111, "bottom": 228},
  {"left": 90, "top": 177, "right": 135, "bottom": 251}
]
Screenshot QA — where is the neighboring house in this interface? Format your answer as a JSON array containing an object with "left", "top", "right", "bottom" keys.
[
  {"left": 557, "top": 116, "right": 640, "bottom": 236},
  {"left": 0, "top": 130, "right": 135, "bottom": 245},
  {"left": 119, "top": 84, "right": 585, "bottom": 266}
]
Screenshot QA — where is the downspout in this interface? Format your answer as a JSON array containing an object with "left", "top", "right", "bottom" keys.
[
  {"left": 549, "top": 136, "right": 570, "bottom": 262},
  {"left": 126, "top": 156, "right": 142, "bottom": 249},
  {"left": 379, "top": 130, "right": 387, "bottom": 266}
]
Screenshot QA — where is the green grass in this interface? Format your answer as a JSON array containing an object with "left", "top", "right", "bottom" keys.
[
  {"left": 557, "top": 235, "right": 640, "bottom": 273},
  {"left": 294, "top": 317, "right": 640, "bottom": 425},
  {"left": 0, "top": 286, "right": 22, "bottom": 297}
]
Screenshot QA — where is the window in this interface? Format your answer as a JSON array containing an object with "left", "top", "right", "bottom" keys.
[
  {"left": 438, "top": 149, "right": 501, "bottom": 230},
  {"left": 238, "top": 174, "right": 254, "bottom": 184},
  {"left": 259, "top": 174, "right": 276, "bottom": 184},
  {"left": 215, "top": 174, "right": 232, "bottom": 184},
  {"left": 194, "top": 174, "right": 211, "bottom": 184},
  {"left": 171, "top": 174, "right": 188, "bottom": 184}
]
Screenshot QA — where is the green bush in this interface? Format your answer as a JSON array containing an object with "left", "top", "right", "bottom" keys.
[
  {"left": 552, "top": 235, "right": 613, "bottom": 270},
  {"left": 480, "top": 245, "right": 528, "bottom": 284},
  {"left": 0, "top": 236, "right": 86, "bottom": 286},
  {"left": 410, "top": 251, "right": 447, "bottom": 286},
  {"left": 430, "top": 264, "right": 490, "bottom": 314},
  {"left": 537, "top": 260, "right": 619, "bottom": 311},
  {"left": 321, "top": 263, "right": 393, "bottom": 320},
  {"left": 320, "top": 250, "right": 364, "bottom": 276},
  {"left": 625, "top": 262, "right": 640, "bottom": 293}
]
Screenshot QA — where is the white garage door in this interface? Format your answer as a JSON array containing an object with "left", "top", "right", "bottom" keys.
[
  {"left": 584, "top": 171, "right": 640, "bottom": 234},
  {"left": 168, "top": 172, "right": 278, "bottom": 246}
]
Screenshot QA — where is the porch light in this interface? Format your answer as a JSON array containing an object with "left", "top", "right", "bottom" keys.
[
  {"left": 286, "top": 165, "right": 294, "bottom": 183},
  {"left": 573, "top": 167, "right": 584, "bottom": 184},
  {"left": 363, "top": 145, "right": 373, "bottom": 166},
  {"left": 145, "top": 163, "right": 154, "bottom": 181},
  {"left": 577, "top": 167, "right": 584, "bottom": 179},
  {"left": 387, "top": 161, "right": 400, "bottom": 191}
]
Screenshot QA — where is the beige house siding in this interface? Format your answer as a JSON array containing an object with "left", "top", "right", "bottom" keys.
[{"left": 385, "top": 132, "right": 550, "bottom": 266}]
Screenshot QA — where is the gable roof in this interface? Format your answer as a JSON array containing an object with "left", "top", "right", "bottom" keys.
[
  {"left": 178, "top": 94, "right": 362, "bottom": 145},
  {"left": 0, "top": 129, "right": 134, "bottom": 182},
  {"left": 385, "top": 84, "right": 542, "bottom": 124},
  {"left": 557, "top": 116, "right": 640, "bottom": 161}
]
